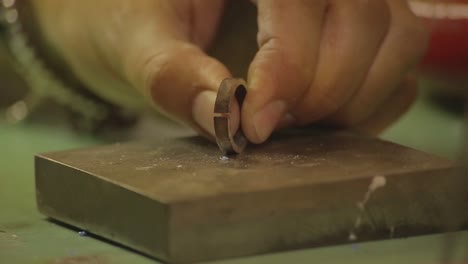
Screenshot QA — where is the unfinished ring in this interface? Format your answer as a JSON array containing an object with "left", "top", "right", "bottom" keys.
[{"left": 214, "top": 78, "right": 248, "bottom": 155}]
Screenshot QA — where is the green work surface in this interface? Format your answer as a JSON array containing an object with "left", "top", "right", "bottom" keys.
[{"left": 1, "top": 92, "right": 467, "bottom": 264}]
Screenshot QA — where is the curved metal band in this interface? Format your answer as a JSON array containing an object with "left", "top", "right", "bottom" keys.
[{"left": 214, "top": 78, "right": 248, "bottom": 155}]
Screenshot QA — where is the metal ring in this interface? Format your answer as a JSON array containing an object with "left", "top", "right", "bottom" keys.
[{"left": 214, "top": 78, "right": 248, "bottom": 155}]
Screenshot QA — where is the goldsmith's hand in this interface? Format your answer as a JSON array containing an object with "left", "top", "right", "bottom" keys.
[
  {"left": 32, "top": 0, "right": 427, "bottom": 142},
  {"left": 243, "top": 0, "right": 428, "bottom": 143},
  {"left": 33, "top": 0, "right": 234, "bottom": 136}
]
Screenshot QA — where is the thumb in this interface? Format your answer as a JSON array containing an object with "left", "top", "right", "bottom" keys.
[{"left": 124, "top": 39, "right": 235, "bottom": 138}]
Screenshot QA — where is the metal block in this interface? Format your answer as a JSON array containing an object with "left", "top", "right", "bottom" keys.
[{"left": 35, "top": 129, "right": 467, "bottom": 263}]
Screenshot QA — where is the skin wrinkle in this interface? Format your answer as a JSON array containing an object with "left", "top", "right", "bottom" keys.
[{"left": 142, "top": 51, "right": 171, "bottom": 109}]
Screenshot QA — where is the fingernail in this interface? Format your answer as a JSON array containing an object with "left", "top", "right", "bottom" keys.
[
  {"left": 253, "top": 100, "right": 287, "bottom": 142},
  {"left": 193, "top": 91, "right": 217, "bottom": 137}
]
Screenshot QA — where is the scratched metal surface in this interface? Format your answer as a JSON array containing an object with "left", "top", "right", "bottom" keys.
[{"left": 38, "top": 129, "right": 455, "bottom": 204}]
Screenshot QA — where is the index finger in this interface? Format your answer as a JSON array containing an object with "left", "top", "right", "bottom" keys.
[{"left": 242, "top": 0, "right": 327, "bottom": 143}]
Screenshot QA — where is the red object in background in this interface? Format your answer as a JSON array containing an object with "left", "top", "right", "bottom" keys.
[{"left": 410, "top": 0, "right": 468, "bottom": 73}]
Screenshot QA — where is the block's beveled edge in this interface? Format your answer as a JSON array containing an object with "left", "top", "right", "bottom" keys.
[{"left": 35, "top": 154, "right": 171, "bottom": 262}]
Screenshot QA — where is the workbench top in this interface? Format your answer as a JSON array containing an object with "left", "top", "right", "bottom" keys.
[{"left": 1, "top": 92, "right": 467, "bottom": 264}]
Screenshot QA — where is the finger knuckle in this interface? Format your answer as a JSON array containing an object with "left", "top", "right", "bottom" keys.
[
  {"left": 138, "top": 51, "right": 172, "bottom": 97},
  {"left": 135, "top": 43, "right": 195, "bottom": 94}
]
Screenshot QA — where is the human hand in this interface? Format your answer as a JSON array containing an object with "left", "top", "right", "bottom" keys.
[
  {"left": 243, "top": 0, "right": 428, "bottom": 143},
  {"left": 32, "top": 0, "right": 234, "bottom": 137},
  {"left": 31, "top": 0, "right": 428, "bottom": 142}
]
